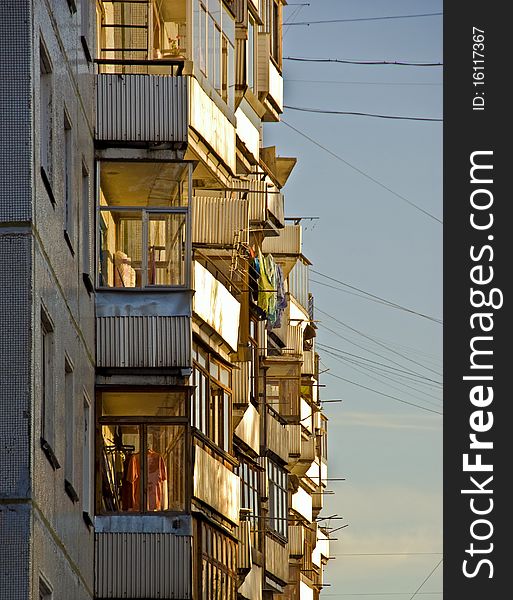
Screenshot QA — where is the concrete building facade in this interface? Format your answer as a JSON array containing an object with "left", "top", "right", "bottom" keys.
[{"left": 0, "top": 2, "right": 330, "bottom": 599}]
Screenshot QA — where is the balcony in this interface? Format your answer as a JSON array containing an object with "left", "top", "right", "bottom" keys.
[
  {"left": 257, "top": 33, "right": 284, "bottom": 121},
  {"left": 193, "top": 446, "right": 240, "bottom": 525},
  {"left": 192, "top": 260, "right": 241, "bottom": 352},
  {"left": 262, "top": 224, "right": 302, "bottom": 256},
  {"left": 265, "top": 406, "right": 289, "bottom": 463},
  {"left": 192, "top": 195, "right": 249, "bottom": 247},
  {"left": 265, "top": 535, "right": 289, "bottom": 585},
  {"left": 291, "top": 486, "right": 313, "bottom": 522},
  {"left": 234, "top": 402, "right": 260, "bottom": 454},
  {"left": 232, "top": 178, "right": 285, "bottom": 235},
  {"left": 95, "top": 515, "right": 192, "bottom": 599},
  {"left": 288, "top": 524, "right": 306, "bottom": 558}
]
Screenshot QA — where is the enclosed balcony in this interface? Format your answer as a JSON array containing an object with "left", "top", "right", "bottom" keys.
[
  {"left": 95, "top": 0, "right": 238, "bottom": 174},
  {"left": 95, "top": 160, "right": 193, "bottom": 370}
]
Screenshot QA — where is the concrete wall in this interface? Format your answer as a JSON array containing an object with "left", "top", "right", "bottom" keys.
[{"left": 0, "top": 1, "right": 95, "bottom": 598}]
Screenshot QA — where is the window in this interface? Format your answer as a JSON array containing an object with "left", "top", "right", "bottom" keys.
[
  {"left": 41, "top": 306, "right": 55, "bottom": 450},
  {"left": 267, "top": 459, "right": 287, "bottom": 539},
  {"left": 247, "top": 15, "right": 255, "bottom": 91},
  {"left": 40, "top": 41, "right": 53, "bottom": 191},
  {"left": 97, "top": 391, "right": 187, "bottom": 514},
  {"left": 80, "top": 0, "right": 92, "bottom": 61},
  {"left": 249, "top": 319, "right": 258, "bottom": 404},
  {"left": 200, "top": 522, "right": 237, "bottom": 600},
  {"left": 82, "top": 393, "right": 92, "bottom": 515},
  {"left": 239, "top": 458, "right": 261, "bottom": 549},
  {"left": 191, "top": 345, "right": 232, "bottom": 453},
  {"left": 271, "top": 0, "right": 280, "bottom": 62},
  {"left": 64, "top": 356, "right": 77, "bottom": 499},
  {"left": 193, "top": 0, "right": 235, "bottom": 107},
  {"left": 81, "top": 162, "right": 92, "bottom": 282},
  {"left": 64, "top": 111, "right": 74, "bottom": 249},
  {"left": 97, "top": 161, "right": 191, "bottom": 288}
]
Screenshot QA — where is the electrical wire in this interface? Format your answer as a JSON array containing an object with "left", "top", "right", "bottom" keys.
[
  {"left": 311, "top": 269, "right": 442, "bottom": 325},
  {"left": 317, "top": 307, "right": 442, "bottom": 378},
  {"left": 319, "top": 331, "right": 444, "bottom": 401},
  {"left": 320, "top": 348, "right": 443, "bottom": 410},
  {"left": 409, "top": 559, "right": 443, "bottom": 600},
  {"left": 323, "top": 369, "right": 442, "bottom": 415},
  {"left": 285, "top": 105, "right": 442, "bottom": 122},
  {"left": 285, "top": 79, "right": 442, "bottom": 87},
  {"left": 281, "top": 120, "right": 443, "bottom": 225},
  {"left": 318, "top": 322, "right": 441, "bottom": 385},
  {"left": 284, "top": 57, "right": 442, "bottom": 67},
  {"left": 283, "top": 12, "right": 443, "bottom": 26},
  {"left": 316, "top": 342, "right": 442, "bottom": 389},
  {"left": 330, "top": 553, "right": 442, "bottom": 557}
]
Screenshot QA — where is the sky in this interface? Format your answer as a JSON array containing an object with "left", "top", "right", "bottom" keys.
[{"left": 264, "top": 1, "right": 443, "bottom": 598}]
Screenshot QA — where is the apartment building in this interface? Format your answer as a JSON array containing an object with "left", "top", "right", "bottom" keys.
[{"left": 0, "top": 2, "right": 330, "bottom": 599}]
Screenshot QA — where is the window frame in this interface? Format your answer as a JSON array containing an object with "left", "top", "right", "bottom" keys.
[
  {"left": 191, "top": 345, "right": 233, "bottom": 454},
  {"left": 96, "top": 389, "right": 190, "bottom": 515},
  {"left": 267, "top": 458, "right": 288, "bottom": 540}
]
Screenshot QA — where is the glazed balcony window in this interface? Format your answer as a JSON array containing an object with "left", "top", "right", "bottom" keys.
[
  {"left": 97, "top": 161, "right": 191, "bottom": 288},
  {"left": 97, "top": 391, "right": 187, "bottom": 514}
]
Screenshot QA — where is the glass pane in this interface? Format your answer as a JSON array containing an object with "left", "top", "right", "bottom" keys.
[
  {"left": 219, "top": 364, "right": 230, "bottom": 387},
  {"left": 100, "top": 425, "right": 140, "bottom": 512},
  {"left": 99, "top": 210, "right": 142, "bottom": 287},
  {"left": 146, "top": 425, "right": 185, "bottom": 511},
  {"left": 148, "top": 212, "right": 187, "bottom": 286},
  {"left": 101, "top": 391, "right": 186, "bottom": 416},
  {"left": 100, "top": 161, "right": 190, "bottom": 207}
]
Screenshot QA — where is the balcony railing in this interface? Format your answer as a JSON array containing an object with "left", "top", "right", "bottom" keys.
[
  {"left": 193, "top": 446, "right": 240, "bottom": 525},
  {"left": 265, "top": 406, "right": 289, "bottom": 463},
  {"left": 192, "top": 196, "right": 249, "bottom": 247},
  {"left": 96, "top": 68, "right": 188, "bottom": 144},
  {"left": 262, "top": 224, "right": 302, "bottom": 255},
  {"left": 95, "top": 529, "right": 192, "bottom": 598}
]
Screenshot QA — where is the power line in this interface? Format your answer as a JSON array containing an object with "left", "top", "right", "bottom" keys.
[
  {"left": 409, "top": 559, "right": 443, "bottom": 600},
  {"left": 286, "top": 78, "right": 442, "bottom": 87},
  {"left": 323, "top": 369, "right": 442, "bottom": 415},
  {"left": 281, "top": 120, "right": 443, "bottom": 225},
  {"left": 317, "top": 342, "right": 442, "bottom": 388},
  {"left": 285, "top": 105, "right": 442, "bottom": 122},
  {"left": 316, "top": 307, "right": 442, "bottom": 378},
  {"left": 322, "top": 594, "right": 441, "bottom": 598},
  {"left": 318, "top": 322, "right": 441, "bottom": 385},
  {"left": 284, "top": 57, "right": 442, "bottom": 67},
  {"left": 320, "top": 349, "right": 443, "bottom": 411},
  {"left": 284, "top": 12, "right": 443, "bottom": 26},
  {"left": 331, "top": 553, "right": 442, "bottom": 557},
  {"left": 311, "top": 270, "right": 443, "bottom": 324}
]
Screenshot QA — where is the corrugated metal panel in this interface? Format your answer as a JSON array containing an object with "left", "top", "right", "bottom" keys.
[
  {"left": 268, "top": 191, "right": 285, "bottom": 227},
  {"left": 232, "top": 361, "right": 250, "bottom": 406},
  {"left": 233, "top": 178, "right": 268, "bottom": 223},
  {"left": 265, "top": 535, "right": 289, "bottom": 584},
  {"left": 288, "top": 424, "right": 302, "bottom": 457},
  {"left": 301, "top": 350, "right": 315, "bottom": 375},
  {"left": 289, "top": 260, "right": 309, "bottom": 312},
  {"left": 257, "top": 320, "right": 268, "bottom": 358},
  {"left": 266, "top": 409, "right": 289, "bottom": 463},
  {"left": 95, "top": 532, "right": 192, "bottom": 598},
  {"left": 96, "top": 315, "right": 191, "bottom": 368},
  {"left": 192, "top": 196, "right": 249, "bottom": 246},
  {"left": 96, "top": 74, "right": 188, "bottom": 143},
  {"left": 262, "top": 224, "right": 302, "bottom": 255},
  {"left": 237, "top": 518, "right": 253, "bottom": 571},
  {"left": 289, "top": 525, "right": 305, "bottom": 558},
  {"left": 284, "top": 323, "right": 303, "bottom": 356}
]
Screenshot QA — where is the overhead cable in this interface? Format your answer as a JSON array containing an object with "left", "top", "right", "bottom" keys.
[
  {"left": 281, "top": 120, "right": 443, "bottom": 225},
  {"left": 285, "top": 105, "right": 443, "bottom": 122},
  {"left": 283, "top": 12, "right": 443, "bottom": 26},
  {"left": 311, "top": 269, "right": 443, "bottom": 325},
  {"left": 284, "top": 57, "right": 442, "bottom": 67}
]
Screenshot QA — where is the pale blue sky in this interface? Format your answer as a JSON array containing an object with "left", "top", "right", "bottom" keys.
[{"left": 265, "top": 1, "right": 443, "bottom": 597}]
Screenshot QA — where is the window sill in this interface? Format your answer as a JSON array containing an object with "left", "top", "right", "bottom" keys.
[
  {"left": 64, "top": 479, "right": 80, "bottom": 503},
  {"left": 40, "top": 437, "right": 60, "bottom": 471},
  {"left": 40, "top": 167, "right": 56, "bottom": 206}
]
